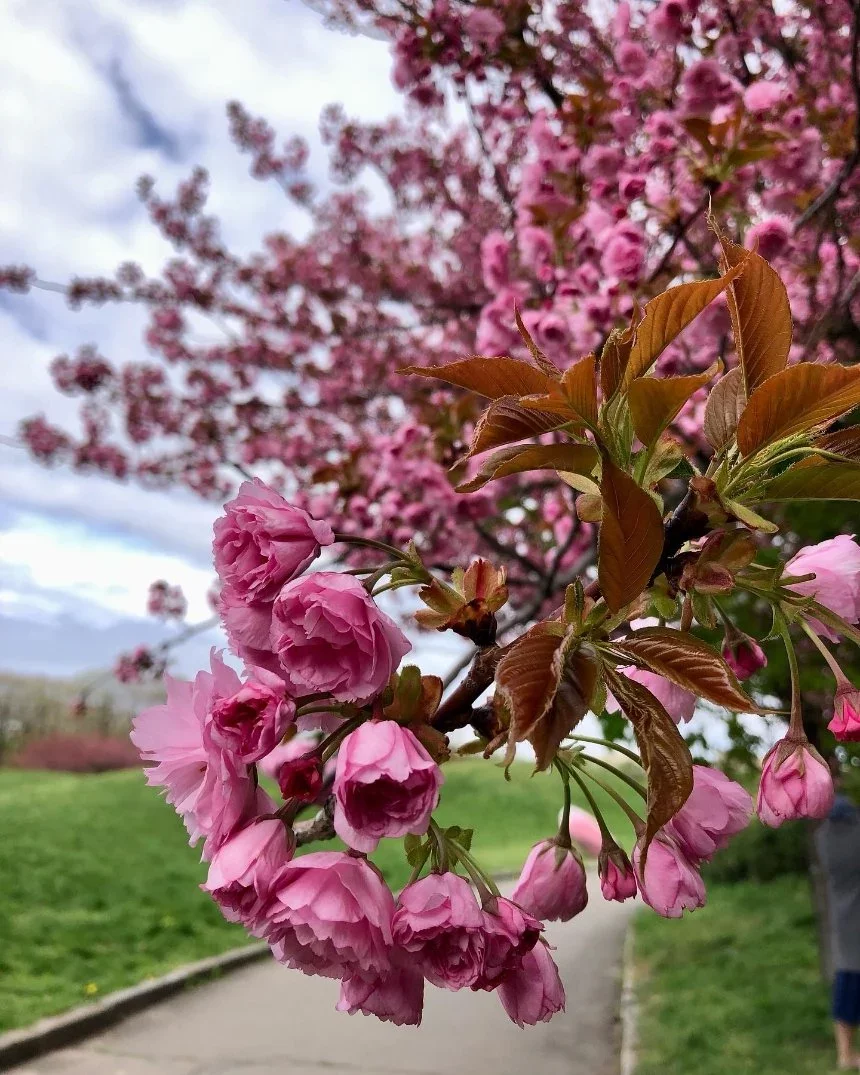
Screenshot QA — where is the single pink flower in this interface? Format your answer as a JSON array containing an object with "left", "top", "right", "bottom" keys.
[
  {"left": 474, "top": 897, "right": 543, "bottom": 990},
  {"left": 744, "top": 81, "right": 783, "bottom": 113},
  {"left": 265, "top": 851, "right": 394, "bottom": 981},
  {"left": 634, "top": 833, "right": 706, "bottom": 918},
  {"left": 333, "top": 720, "right": 443, "bottom": 853},
  {"left": 511, "top": 840, "right": 588, "bottom": 922},
  {"left": 392, "top": 873, "right": 485, "bottom": 991},
  {"left": 202, "top": 819, "right": 294, "bottom": 933},
  {"left": 270, "top": 572, "right": 411, "bottom": 702},
  {"left": 566, "top": 805, "right": 603, "bottom": 856},
  {"left": 598, "top": 843, "right": 638, "bottom": 903},
  {"left": 208, "top": 667, "right": 295, "bottom": 763},
  {"left": 666, "top": 764, "right": 753, "bottom": 861},
  {"left": 786, "top": 535, "right": 860, "bottom": 642},
  {"left": 497, "top": 942, "right": 566, "bottom": 1027},
  {"left": 607, "top": 666, "right": 696, "bottom": 723},
  {"left": 213, "top": 478, "right": 334, "bottom": 604},
  {"left": 828, "top": 684, "right": 860, "bottom": 742},
  {"left": 757, "top": 738, "right": 835, "bottom": 827},
  {"left": 337, "top": 955, "right": 425, "bottom": 1026},
  {"left": 722, "top": 633, "right": 767, "bottom": 681}
]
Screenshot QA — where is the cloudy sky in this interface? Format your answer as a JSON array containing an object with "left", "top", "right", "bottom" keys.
[{"left": 0, "top": 0, "right": 445, "bottom": 678}]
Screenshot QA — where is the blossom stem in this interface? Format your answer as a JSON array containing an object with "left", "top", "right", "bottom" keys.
[
  {"left": 332, "top": 533, "right": 410, "bottom": 561},
  {"left": 447, "top": 839, "right": 500, "bottom": 899},
  {"left": 560, "top": 758, "right": 613, "bottom": 841},
  {"left": 318, "top": 715, "right": 365, "bottom": 763},
  {"left": 574, "top": 762, "right": 646, "bottom": 834},
  {"left": 565, "top": 733, "right": 643, "bottom": 766},
  {"left": 577, "top": 752, "right": 648, "bottom": 800},
  {"left": 799, "top": 618, "right": 850, "bottom": 686},
  {"left": 427, "top": 817, "right": 450, "bottom": 874},
  {"left": 553, "top": 759, "right": 574, "bottom": 849},
  {"left": 773, "top": 606, "right": 804, "bottom": 737}
]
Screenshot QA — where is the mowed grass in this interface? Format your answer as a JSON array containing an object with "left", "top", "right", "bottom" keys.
[
  {"left": 0, "top": 758, "right": 636, "bottom": 1032},
  {"left": 634, "top": 877, "right": 836, "bottom": 1075}
]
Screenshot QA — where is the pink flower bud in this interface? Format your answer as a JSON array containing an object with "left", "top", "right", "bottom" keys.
[
  {"left": 277, "top": 752, "right": 324, "bottom": 803},
  {"left": 634, "top": 833, "right": 706, "bottom": 918},
  {"left": 829, "top": 684, "right": 860, "bottom": 742},
  {"left": 337, "top": 955, "right": 424, "bottom": 1026},
  {"left": 475, "top": 896, "right": 543, "bottom": 990},
  {"left": 756, "top": 738, "right": 834, "bottom": 828},
  {"left": 270, "top": 573, "right": 411, "bottom": 702},
  {"left": 511, "top": 840, "right": 588, "bottom": 921},
  {"left": 392, "top": 872, "right": 485, "bottom": 991},
  {"left": 598, "top": 843, "right": 637, "bottom": 903},
  {"left": 333, "top": 720, "right": 443, "bottom": 853},
  {"left": 202, "top": 819, "right": 294, "bottom": 933},
  {"left": 722, "top": 633, "right": 767, "bottom": 681},
  {"left": 497, "top": 942, "right": 566, "bottom": 1027},
  {"left": 209, "top": 669, "right": 294, "bottom": 763},
  {"left": 666, "top": 764, "right": 752, "bottom": 861},
  {"left": 265, "top": 851, "right": 395, "bottom": 981}
]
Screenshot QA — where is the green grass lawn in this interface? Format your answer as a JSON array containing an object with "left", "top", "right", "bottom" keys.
[
  {"left": 0, "top": 758, "right": 635, "bottom": 1032},
  {"left": 634, "top": 876, "right": 836, "bottom": 1075}
]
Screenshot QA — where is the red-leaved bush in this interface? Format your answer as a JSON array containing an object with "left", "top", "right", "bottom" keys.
[{"left": 12, "top": 734, "right": 141, "bottom": 773}]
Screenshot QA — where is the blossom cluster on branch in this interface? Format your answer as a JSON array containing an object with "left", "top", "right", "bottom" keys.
[{"left": 131, "top": 237, "right": 860, "bottom": 1022}]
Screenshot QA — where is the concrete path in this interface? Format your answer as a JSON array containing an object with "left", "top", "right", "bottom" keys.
[{"left": 11, "top": 888, "right": 633, "bottom": 1075}]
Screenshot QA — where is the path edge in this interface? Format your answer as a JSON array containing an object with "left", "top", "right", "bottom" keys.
[
  {"left": 619, "top": 922, "right": 638, "bottom": 1075},
  {"left": 0, "top": 942, "right": 268, "bottom": 1070}
]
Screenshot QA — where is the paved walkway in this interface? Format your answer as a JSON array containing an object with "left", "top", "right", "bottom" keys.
[{"left": 11, "top": 887, "right": 633, "bottom": 1075}]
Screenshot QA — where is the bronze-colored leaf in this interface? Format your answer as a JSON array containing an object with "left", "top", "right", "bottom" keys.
[
  {"left": 603, "top": 666, "right": 693, "bottom": 855},
  {"left": 400, "top": 356, "right": 555, "bottom": 400},
  {"left": 468, "top": 396, "right": 566, "bottom": 457},
  {"left": 613, "top": 626, "right": 761, "bottom": 712},
  {"left": 598, "top": 458, "right": 665, "bottom": 613},
  {"left": 703, "top": 367, "right": 746, "bottom": 450},
  {"left": 736, "top": 364, "right": 860, "bottom": 457},
  {"left": 718, "top": 237, "right": 791, "bottom": 395},
  {"left": 515, "top": 307, "right": 562, "bottom": 377},
  {"left": 628, "top": 363, "right": 720, "bottom": 447},
  {"left": 455, "top": 442, "right": 598, "bottom": 493},
  {"left": 495, "top": 626, "right": 598, "bottom": 772},
  {"left": 520, "top": 353, "right": 599, "bottom": 427},
  {"left": 600, "top": 316, "right": 639, "bottom": 399},
  {"left": 814, "top": 426, "right": 860, "bottom": 462},
  {"left": 760, "top": 462, "right": 860, "bottom": 501},
  {"left": 623, "top": 253, "right": 750, "bottom": 385}
]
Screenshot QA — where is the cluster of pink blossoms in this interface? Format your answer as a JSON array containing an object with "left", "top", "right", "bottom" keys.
[{"left": 131, "top": 476, "right": 860, "bottom": 1025}]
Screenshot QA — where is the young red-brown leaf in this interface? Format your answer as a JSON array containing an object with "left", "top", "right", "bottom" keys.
[
  {"left": 703, "top": 367, "right": 746, "bottom": 450},
  {"left": 717, "top": 237, "right": 791, "bottom": 395},
  {"left": 598, "top": 458, "right": 665, "bottom": 613},
  {"left": 623, "top": 253, "right": 750, "bottom": 385},
  {"left": 759, "top": 462, "right": 860, "bottom": 501},
  {"left": 520, "top": 353, "right": 599, "bottom": 426},
  {"left": 600, "top": 317, "right": 639, "bottom": 400},
  {"left": 456, "top": 442, "right": 598, "bottom": 493},
  {"left": 468, "top": 396, "right": 567, "bottom": 456},
  {"left": 612, "top": 627, "right": 761, "bottom": 712},
  {"left": 400, "top": 356, "right": 556, "bottom": 400},
  {"left": 628, "top": 362, "right": 721, "bottom": 447},
  {"left": 603, "top": 666, "right": 694, "bottom": 857},
  {"left": 736, "top": 364, "right": 860, "bottom": 457},
  {"left": 813, "top": 426, "right": 860, "bottom": 462},
  {"left": 515, "top": 307, "right": 562, "bottom": 377},
  {"left": 495, "top": 625, "right": 597, "bottom": 772}
]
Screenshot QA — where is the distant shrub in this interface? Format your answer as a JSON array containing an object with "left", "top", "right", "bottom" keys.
[
  {"left": 12, "top": 734, "right": 140, "bottom": 773},
  {"left": 705, "top": 818, "right": 810, "bottom": 884}
]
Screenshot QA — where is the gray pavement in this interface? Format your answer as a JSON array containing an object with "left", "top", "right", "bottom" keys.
[{"left": 10, "top": 887, "right": 633, "bottom": 1075}]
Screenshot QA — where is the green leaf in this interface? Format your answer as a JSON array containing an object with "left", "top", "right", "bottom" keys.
[
  {"left": 759, "top": 462, "right": 860, "bottom": 502},
  {"left": 722, "top": 498, "right": 780, "bottom": 533}
]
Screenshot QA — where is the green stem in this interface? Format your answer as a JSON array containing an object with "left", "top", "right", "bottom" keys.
[
  {"left": 553, "top": 758, "right": 574, "bottom": 849},
  {"left": 576, "top": 763, "right": 645, "bottom": 834},
  {"left": 773, "top": 606, "right": 804, "bottom": 737},
  {"left": 449, "top": 840, "right": 500, "bottom": 899},
  {"left": 578, "top": 752, "right": 648, "bottom": 800},
  {"left": 561, "top": 759, "right": 613, "bottom": 841},
  {"left": 319, "top": 715, "right": 364, "bottom": 762},
  {"left": 404, "top": 843, "right": 432, "bottom": 888},
  {"left": 428, "top": 817, "right": 450, "bottom": 874},
  {"left": 799, "top": 618, "right": 848, "bottom": 685},
  {"left": 566, "top": 733, "right": 643, "bottom": 766},
  {"left": 332, "top": 532, "right": 410, "bottom": 561}
]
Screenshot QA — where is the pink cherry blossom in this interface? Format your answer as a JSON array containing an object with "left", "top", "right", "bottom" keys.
[
  {"left": 497, "top": 942, "right": 566, "bottom": 1027},
  {"left": 785, "top": 536, "right": 860, "bottom": 642},
  {"left": 756, "top": 738, "right": 835, "bottom": 828},
  {"left": 666, "top": 765, "right": 752, "bottom": 861},
  {"left": 333, "top": 720, "right": 443, "bottom": 853},
  {"left": 474, "top": 897, "right": 543, "bottom": 990},
  {"left": 213, "top": 479, "right": 334, "bottom": 604},
  {"left": 208, "top": 668, "right": 295, "bottom": 763},
  {"left": 392, "top": 872, "right": 485, "bottom": 991},
  {"left": 828, "top": 684, "right": 860, "bottom": 742},
  {"left": 634, "top": 833, "right": 706, "bottom": 918},
  {"left": 598, "top": 844, "right": 638, "bottom": 903},
  {"left": 337, "top": 956, "right": 425, "bottom": 1026},
  {"left": 202, "top": 819, "right": 295, "bottom": 933},
  {"left": 722, "top": 633, "right": 767, "bottom": 681},
  {"left": 265, "top": 851, "right": 394, "bottom": 981},
  {"left": 511, "top": 840, "right": 588, "bottom": 922},
  {"left": 270, "top": 572, "right": 411, "bottom": 702}
]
